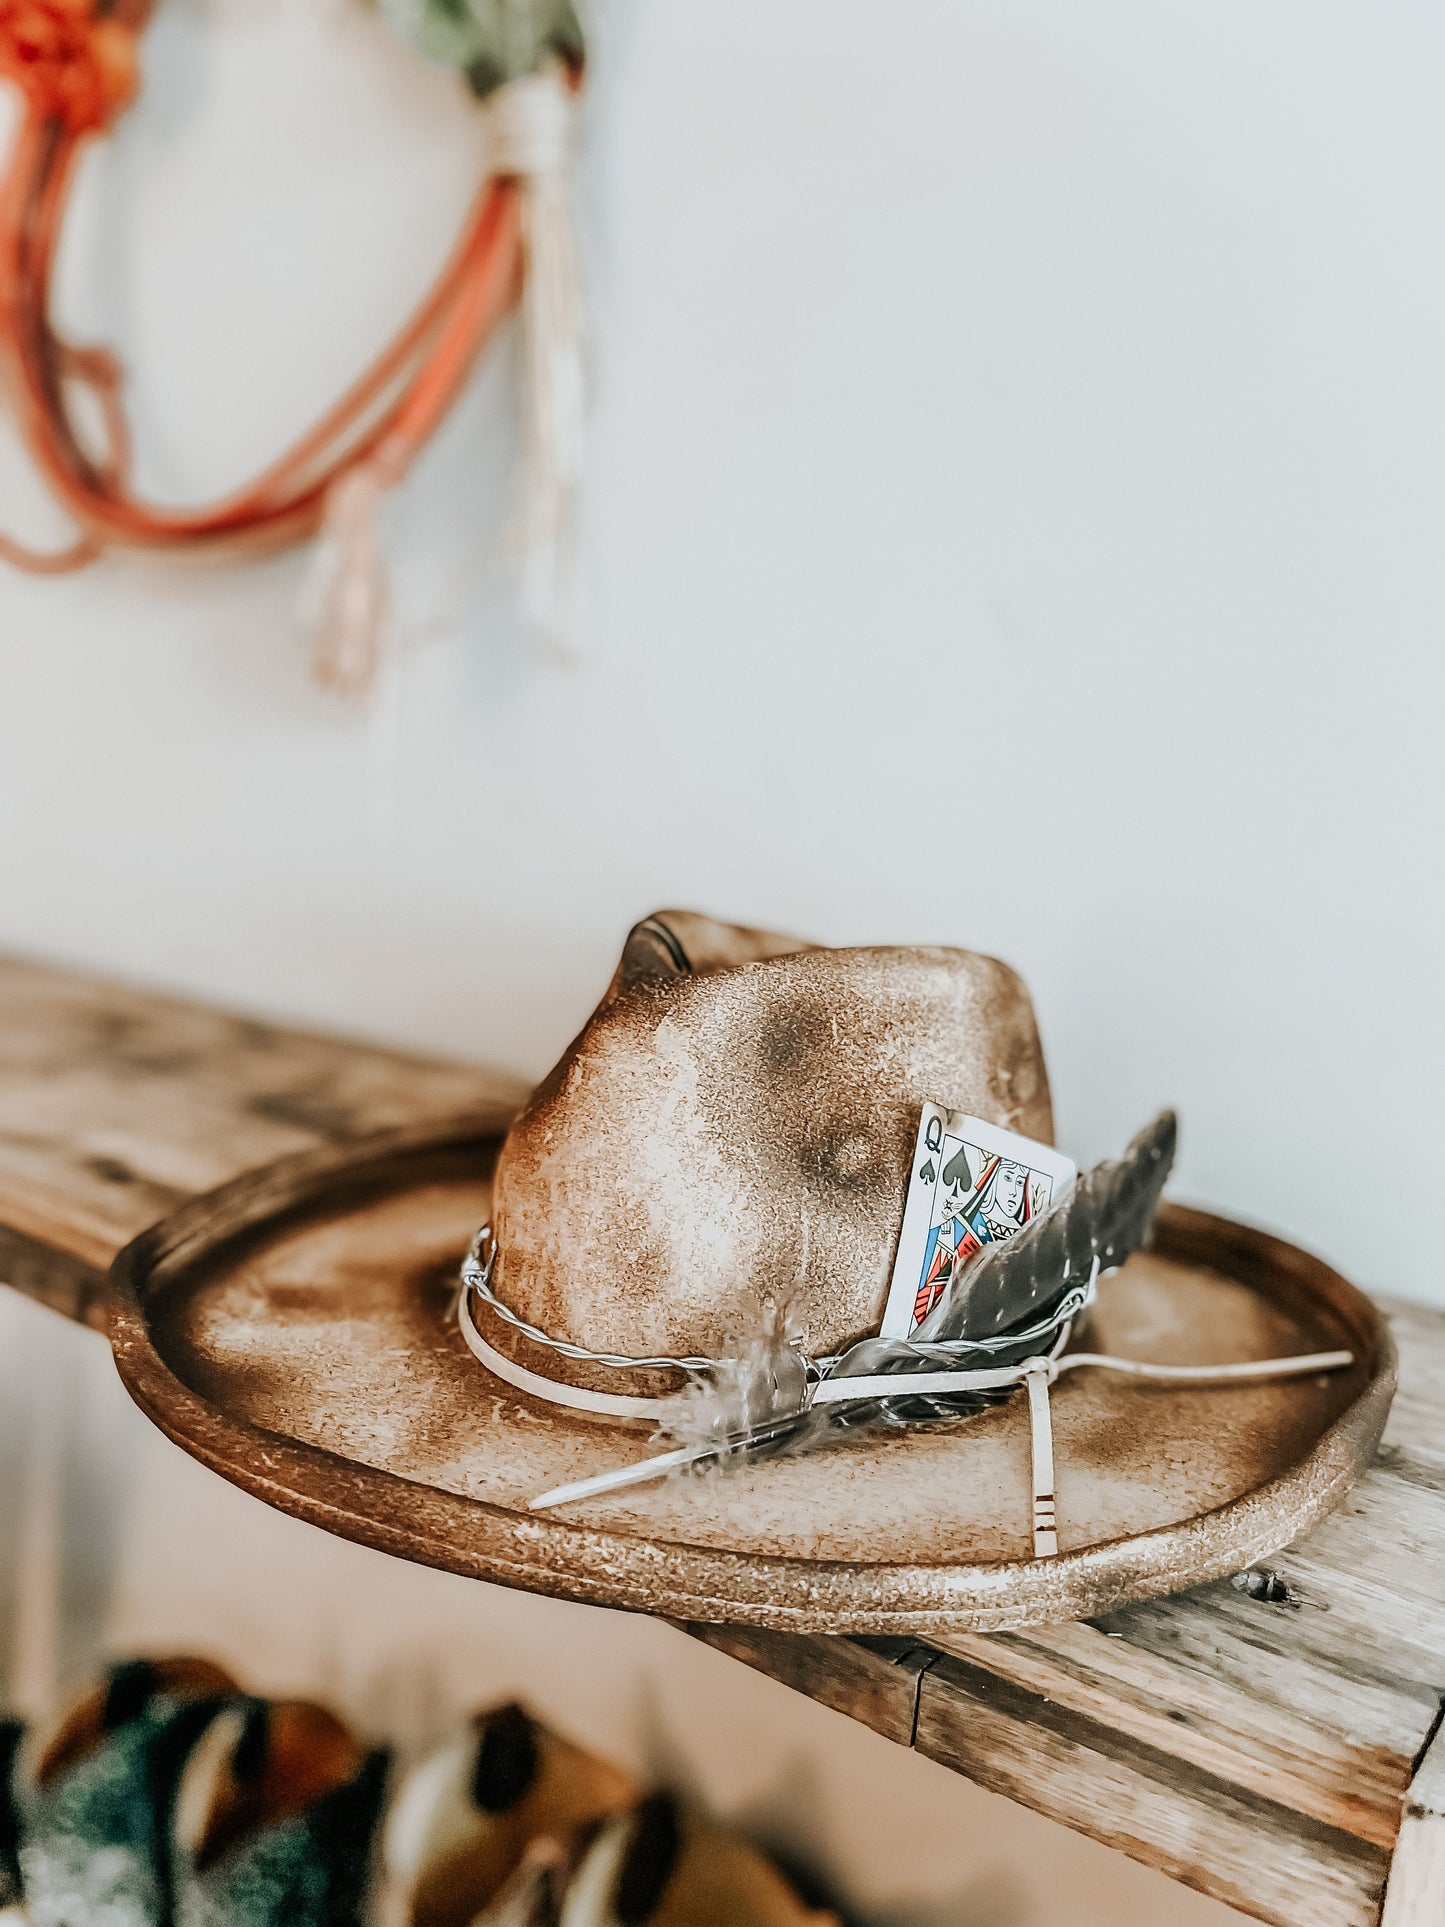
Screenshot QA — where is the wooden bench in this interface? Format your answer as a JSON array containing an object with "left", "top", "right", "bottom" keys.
[{"left": 0, "top": 954, "right": 1439, "bottom": 1927}]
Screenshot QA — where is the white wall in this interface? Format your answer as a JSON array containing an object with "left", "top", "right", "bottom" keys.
[
  {"left": 0, "top": 5, "right": 1440, "bottom": 1916},
  {"left": 1, "top": 0, "right": 1441, "bottom": 1302}
]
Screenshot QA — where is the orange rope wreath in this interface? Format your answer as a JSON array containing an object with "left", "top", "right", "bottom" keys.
[{"left": 0, "top": 0, "right": 529, "bottom": 580}]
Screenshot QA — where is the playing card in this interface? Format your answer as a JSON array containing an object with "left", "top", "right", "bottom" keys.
[{"left": 880, "top": 1106, "right": 1077, "bottom": 1339}]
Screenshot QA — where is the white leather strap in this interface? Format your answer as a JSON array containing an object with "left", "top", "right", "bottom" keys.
[
  {"left": 809, "top": 1351, "right": 1062, "bottom": 1403},
  {"left": 457, "top": 1282, "right": 670, "bottom": 1420},
  {"left": 1025, "top": 1366, "right": 1059, "bottom": 1557}
]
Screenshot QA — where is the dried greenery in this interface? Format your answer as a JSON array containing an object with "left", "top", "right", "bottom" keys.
[{"left": 379, "top": 0, "right": 583, "bottom": 97}]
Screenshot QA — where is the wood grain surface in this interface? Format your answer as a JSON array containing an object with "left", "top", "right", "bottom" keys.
[
  {"left": 0, "top": 955, "right": 519, "bottom": 1323},
  {"left": 0, "top": 955, "right": 1440, "bottom": 1927},
  {"left": 1381, "top": 1721, "right": 1445, "bottom": 1925}
]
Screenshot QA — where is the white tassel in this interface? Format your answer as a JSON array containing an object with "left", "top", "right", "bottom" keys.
[
  {"left": 481, "top": 64, "right": 584, "bottom": 652},
  {"left": 303, "top": 65, "right": 582, "bottom": 699},
  {"left": 306, "top": 462, "right": 391, "bottom": 698}
]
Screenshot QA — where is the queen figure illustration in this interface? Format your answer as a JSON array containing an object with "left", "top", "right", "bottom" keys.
[{"left": 912, "top": 1148, "right": 1041, "bottom": 1330}]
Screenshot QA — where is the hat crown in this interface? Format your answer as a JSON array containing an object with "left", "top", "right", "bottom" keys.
[{"left": 489, "top": 913, "right": 1053, "bottom": 1388}]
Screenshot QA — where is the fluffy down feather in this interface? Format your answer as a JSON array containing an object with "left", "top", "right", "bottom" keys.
[{"left": 655, "top": 1302, "right": 809, "bottom": 1458}]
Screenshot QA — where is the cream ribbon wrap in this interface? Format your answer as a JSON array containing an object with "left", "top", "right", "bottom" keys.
[{"left": 308, "top": 63, "right": 583, "bottom": 695}]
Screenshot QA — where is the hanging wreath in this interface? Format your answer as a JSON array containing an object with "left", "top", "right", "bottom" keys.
[{"left": 0, "top": 0, "right": 585, "bottom": 692}]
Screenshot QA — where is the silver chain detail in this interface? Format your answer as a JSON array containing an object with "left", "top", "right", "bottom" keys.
[{"left": 461, "top": 1228, "right": 715, "bottom": 1373}]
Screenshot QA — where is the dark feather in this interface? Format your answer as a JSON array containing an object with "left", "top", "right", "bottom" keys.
[
  {"left": 925, "top": 1108, "right": 1178, "bottom": 1345},
  {"left": 780, "top": 1109, "right": 1178, "bottom": 1446}
]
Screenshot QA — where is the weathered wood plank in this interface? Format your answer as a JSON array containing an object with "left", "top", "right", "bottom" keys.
[
  {"left": 912, "top": 1644, "right": 1389, "bottom": 1927},
  {"left": 688, "top": 1595, "right": 1429, "bottom": 1927},
  {"left": 0, "top": 955, "right": 518, "bottom": 1320},
  {"left": 933, "top": 1618, "right": 1414, "bottom": 1849},
  {"left": 1377, "top": 1298, "right": 1445, "bottom": 1476},
  {"left": 1379, "top": 1718, "right": 1445, "bottom": 1926},
  {"left": 676, "top": 1626, "right": 932, "bottom": 1751},
  {"left": 1245, "top": 1464, "right": 1445, "bottom": 1693},
  {"left": 1088, "top": 1578, "right": 1440, "bottom": 1767},
  {"left": 682, "top": 1605, "right": 1424, "bottom": 1927}
]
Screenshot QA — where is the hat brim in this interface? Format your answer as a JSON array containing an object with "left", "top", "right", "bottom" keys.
[{"left": 109, "top": 1118, "right": 1393, "bottom": 1636}]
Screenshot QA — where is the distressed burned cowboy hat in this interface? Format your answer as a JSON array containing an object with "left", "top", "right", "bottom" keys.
[{"left": 456, "top": 911, "right": 1358, "bottom": 1564}]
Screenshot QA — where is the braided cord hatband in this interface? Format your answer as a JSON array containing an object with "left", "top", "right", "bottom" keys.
[
  {"left": 460, "top": 1227, "right": 1096, "bottom": 1379},
  {"left": 461, "top": 1228, "right": 714, "bottom": 1372}
]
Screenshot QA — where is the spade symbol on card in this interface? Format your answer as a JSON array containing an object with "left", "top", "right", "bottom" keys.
[
  {"left": 941, "top": 1143, "right": 973, "bottom": 1191},
  {"left": 918, "top": 1159, "right": 936, "bottom": 1186}
]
